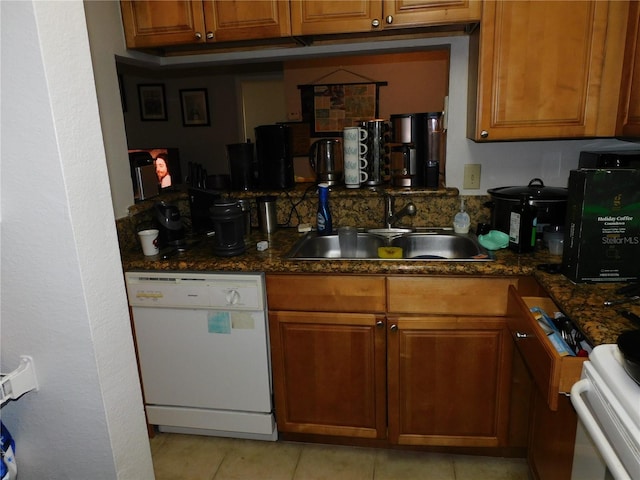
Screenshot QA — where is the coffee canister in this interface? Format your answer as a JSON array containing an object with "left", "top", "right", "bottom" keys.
[
  {"left": 210, "top": 199, "right": 246, "bottom": 257},
  {"left": 256, "top": 195, "right": 278, "bottom": 234}
]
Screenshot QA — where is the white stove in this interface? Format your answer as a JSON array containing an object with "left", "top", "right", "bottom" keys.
[{"left": 571, "top": 344, "right": 640, "bottom": 480}]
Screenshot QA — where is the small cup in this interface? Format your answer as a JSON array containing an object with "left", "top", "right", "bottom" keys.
[
  {"left": 548, "top": 238, "right": 564, "bottom": 256},
  {"left": 338, "top": 226, "right": 358, "bottom": 258},
  {"left": 138, "top": 229, "right": 160, "bottom": 256}
]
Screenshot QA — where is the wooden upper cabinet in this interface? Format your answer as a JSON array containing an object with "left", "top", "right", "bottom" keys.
[
  {"left": 383, "top": 0, "right": 480, "bottom": 29},
  {"left": 290, "top": 1, "right": 383, "bottom": 36},
  {"left": 468, "top": 0, "right": 629, "bottom": 141},
  {"left": 617, "top": 1, "right": 640, "bottom": 138},
  {"left": 290, "top": 0, "right": 479, "bottom": 36},
  {"left": 120, "top": 0, "right": 207, "bottom": 48},
  {"left": 120, "top": 0, "right": 291, "bottom": 49},
  {"left": 203, "top": 0, "right": 291, "bottom": 42}
]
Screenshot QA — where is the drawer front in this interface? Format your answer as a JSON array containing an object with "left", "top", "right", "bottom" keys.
[
  {"left": 387, "top": 276, "right": 517, "bottom": 315},
  {"left": 266, "top": 274, "right": 386, "bottom": 313},
  {"left": 506, "top": 287, "right": 585, "bottom": 411}
]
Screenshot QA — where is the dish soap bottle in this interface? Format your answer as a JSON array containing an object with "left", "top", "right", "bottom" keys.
[
  {"left": 317, "top": 183, "right": 333, "bottom": 236},
  {"left": 453, "top": 198, "right": 471, "bottom": 234},
  {"left": 509, "top": 194, "right": 537, "bottom": 253}
]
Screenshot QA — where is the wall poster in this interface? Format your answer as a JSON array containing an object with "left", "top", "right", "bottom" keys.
[{"left": 299, "top": 82, "right": 384, "bottom": 137}]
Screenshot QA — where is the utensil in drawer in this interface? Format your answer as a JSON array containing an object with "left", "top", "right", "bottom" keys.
[
  {"left": 618, "top": 309, "right": 640, "bottom": 326},
  {"left": 603, "top": 295, "right": 640, "bottom": 307}
]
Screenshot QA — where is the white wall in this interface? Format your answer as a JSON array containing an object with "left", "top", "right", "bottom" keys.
[{"left": 0, "top": 2, "right": 153, "bottom": 478}]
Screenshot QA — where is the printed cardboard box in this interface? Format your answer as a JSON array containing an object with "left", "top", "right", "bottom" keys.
[{"left": 562, "top": 169, "right": 640, "bottom": 283}]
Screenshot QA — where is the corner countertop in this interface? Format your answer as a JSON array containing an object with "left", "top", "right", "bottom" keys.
[{"left": 121, "top": 228, "right": 639, "bottom": 347}]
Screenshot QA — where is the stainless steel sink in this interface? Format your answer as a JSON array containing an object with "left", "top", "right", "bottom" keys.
[
  {"left": 287, "top": 230, "right": 492, "bottom": 261},
  {"left": 390, "top": 233, "right": 490, "bottom": 260},
  {"left": 287, "top": 232, "right": 387, "bottom": 259}
]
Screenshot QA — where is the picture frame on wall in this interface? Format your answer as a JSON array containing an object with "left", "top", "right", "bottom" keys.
[
  {"left": 180, "top": 88, "right": 210, "bottom": 127},
  {"left": 137, "top": 84, "right": 166, "bottom": 121}
]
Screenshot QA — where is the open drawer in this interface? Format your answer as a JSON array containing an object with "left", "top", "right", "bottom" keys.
[{"left": 506, "top": 285, "right": 586, "bottom": 411}]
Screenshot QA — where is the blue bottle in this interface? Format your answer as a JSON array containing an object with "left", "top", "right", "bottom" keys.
[{"left": 317, "top": 183, "right": 333, "bottom": 236}]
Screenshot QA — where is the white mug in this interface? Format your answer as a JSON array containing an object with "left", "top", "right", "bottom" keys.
[
  {"left": 343, "top": 127, "right": 368, "bottom": 158},
  {"left": 344, "top": 157, "right": 369, "bottom": 188}
]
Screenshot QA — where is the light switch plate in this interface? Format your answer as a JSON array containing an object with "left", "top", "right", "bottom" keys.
[{"left": 463, "top": 164, "right": 481, "bottom": 189}]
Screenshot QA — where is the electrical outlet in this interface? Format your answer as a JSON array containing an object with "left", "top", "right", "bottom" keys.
[{"left": 463, "top": 164, "right": 481, "bottom": 189}]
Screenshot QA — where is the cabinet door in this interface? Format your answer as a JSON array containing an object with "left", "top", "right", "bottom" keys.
[
  {"left": 468, "top": 0, "right": 626, "bottom": 141},
  {"left": 617, "top": 1, "right": 640, "bottom": 138},
  {"left": 269, "top": 311, "right": 387, "bottom": 439},
  {"left": 290, "top": 0, "right": 383, "bottom": 35},
  {"left": 120, "top": 0, "right": 207, "bottom": 48},
  {"left": 387, "top": 315, "right": 513, "bottom": 447},
  {"left": 383, "top": 0, "right": 480, "bottom": 29},
  {"left": 528, "top": 388, "right": 577, "bottom": 480},
  {"left": 203, "top": 0, "right": 291, "bottom": 42}
]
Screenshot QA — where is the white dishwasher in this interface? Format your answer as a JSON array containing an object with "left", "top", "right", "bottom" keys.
[{"left": 125, "top": 271, "right": 276, "bottom": 441}]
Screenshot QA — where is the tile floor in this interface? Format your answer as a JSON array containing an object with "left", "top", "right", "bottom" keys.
[{"left": 150, "top": 433, "right": 530, "bottom": 480}]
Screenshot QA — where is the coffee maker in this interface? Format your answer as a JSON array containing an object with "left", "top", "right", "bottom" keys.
[{"left": 154, "top": 202, "right": 186, "bottom": 248}]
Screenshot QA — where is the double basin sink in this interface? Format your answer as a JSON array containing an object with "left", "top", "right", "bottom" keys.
[{"left": 288, "top": 228, "right": 492, "bottom": 261}]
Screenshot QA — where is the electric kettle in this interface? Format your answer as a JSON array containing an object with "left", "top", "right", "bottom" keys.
[{"left": 309, "top": 139, "right": 343, "bottom": 186}]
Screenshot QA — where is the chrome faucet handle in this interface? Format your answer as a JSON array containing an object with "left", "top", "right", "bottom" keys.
[{"left": 384, "top": 194, "right": 395, "bottom": 228}]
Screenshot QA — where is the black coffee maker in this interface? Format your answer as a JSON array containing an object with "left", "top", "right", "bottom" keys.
[{"left": 154, "top": 202, "right": 186, "bottom": 248}]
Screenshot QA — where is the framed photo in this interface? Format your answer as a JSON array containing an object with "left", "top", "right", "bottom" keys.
[
  {"left": 300, "top": 82, "right": 381, "bottom": 136},
  {"left": 180, "top": 88, "right": 210, "bottom": 127},
  {"left": 137, "top": 84, "right": 166, "bottom": 121}
]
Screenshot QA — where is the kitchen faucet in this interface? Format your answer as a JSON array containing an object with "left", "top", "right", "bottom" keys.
[{"left": 384, "top": 194, "right": 417, "bottom": 229}]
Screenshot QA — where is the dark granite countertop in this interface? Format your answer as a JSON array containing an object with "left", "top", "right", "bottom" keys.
[{"left": 121, "top": 228, "right": 639, "bottom": 347}]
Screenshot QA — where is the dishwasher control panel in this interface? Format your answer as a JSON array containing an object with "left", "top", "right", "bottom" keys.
[{"left": 125, "top": 272, "right": 264, "bottom": 310}]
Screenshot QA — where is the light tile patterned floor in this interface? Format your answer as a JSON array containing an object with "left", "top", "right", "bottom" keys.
[{"left": 150, "top": 433, "right": 530, "bottom": 480}]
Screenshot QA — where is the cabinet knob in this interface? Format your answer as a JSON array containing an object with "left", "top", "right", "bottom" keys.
[
  {"left": 515, "top": 332, "right": 529, "bottom": 339},
  {"left": 195, "top": 32, "right": 202, "bottom": 40},
  {"left": 480, "top": 130, "right": 489, "bottom": 138},
  {"left": 386, "top": 15, "right": 393, "bottom": 24},
  {"left": 371, "top": 18, "right": 380, "bottom": 28},
  {"left": 376, "top": 320, "right": 384, "bottom": 328},
  {"left": 390, "top": 324, "right": 398, "bottom": 332},
  {"left": 206, "top": 31, "right": 214, "bottom": 40}
]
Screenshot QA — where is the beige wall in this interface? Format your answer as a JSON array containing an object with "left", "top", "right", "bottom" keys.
[{"left": 283, "top": 50, "right": 449, "bottom": 122}]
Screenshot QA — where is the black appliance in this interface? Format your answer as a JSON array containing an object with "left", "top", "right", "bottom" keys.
[
  {"left": 210, "top": 199, "right": 246, "bottom": 257},
  {"left": 578, "top": 150, "right": 640, "bottom": 169},
  {"left": 154, "top": 202, "right": 186, "bottom": 248},
  {"left": 227, "top": 141, "right": 257, "bottom": 191},
  {"left": 188, "top": 188, "right": 221, "bottom": 234},
  {"left": 389, "top": 112, "right": 444, "bottom": 188},
  {"left": 255, "top": 124, "right": 294, "bottom": 190},
  {"left": 486, "top": 179, "right": 568, "bottom": 234}
]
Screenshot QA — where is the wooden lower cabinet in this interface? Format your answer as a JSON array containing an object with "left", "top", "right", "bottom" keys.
[
  {"left": 267, "top": 274, "right": 531, "bottom": 450},
  {"left": 528, "top": 389, "right": 578, "bottom": 480},
  {"left": 387, "top": 315, "right": 514, "bottom": 447},
  {"left": 268, "top": 311, "right": 387, "bottom": 438}
]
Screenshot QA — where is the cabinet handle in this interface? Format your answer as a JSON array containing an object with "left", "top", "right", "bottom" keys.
[
  {"left": 376, "top": 320, "right": 384, "bottom": 328},
  {"left": 515, "top": 332, "right": 529, "bottom": 339},
  {"left": 386, "top": 15, "right": 393, "bottom": 24},
  {"left": 195, "top": 32, "right": 202, "bottom": 40},
  {"left": 371, "top": 18, "right": 380, "bottom": 28},
  {"left": 390, "top": 324, "right": 398, "bottom": 332},
  {"left": 206, "top": 31, "right": 214, "bottom": 40},
  {"left": 480, "top": 130, "right": 489, "bottom": 138}
]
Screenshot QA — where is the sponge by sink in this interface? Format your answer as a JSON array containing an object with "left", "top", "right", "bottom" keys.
[{"left": 378, "top": 246, "right": 403, "bottom": 259}]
